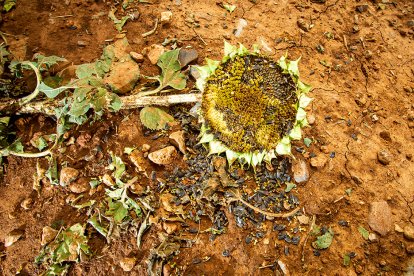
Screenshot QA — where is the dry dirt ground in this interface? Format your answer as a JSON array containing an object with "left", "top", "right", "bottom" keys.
[{"left": 1, "top": 0, "right": 414, "bottom": 275}]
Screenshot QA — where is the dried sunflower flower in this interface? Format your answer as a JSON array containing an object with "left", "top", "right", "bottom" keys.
[{"left": 195, "top": 42, "right": 312, "bottom": 168}]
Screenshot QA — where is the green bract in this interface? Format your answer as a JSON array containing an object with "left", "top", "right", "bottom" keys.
[{"left": 195, "top": 42, "right": 312, "bottom": 168}]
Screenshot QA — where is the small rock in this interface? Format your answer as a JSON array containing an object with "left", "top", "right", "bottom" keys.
[
  {"left": 377, "top": 150, "right": 392, "bottom": 165},
  {"left": 372, "top": 114, "right": 379, "bottom": 122},
  {"left": 297, "top": 18, "right": 310, "bottom": 32},
  {"left": 407, "top": 244, "right": 414, "bottom": 254},
  {"left": 77, "top": 40, "right": 88, "bottom": 47},
  {"left": 263, "top": 238, "right": 270, "bottom": 245},
  {"left": 142, "top": 144, "right": 151, "bottom": 152},
  {"left": 76, "top": 133, "right": 92, "bottom": 148},
  {"left": 5, "top": 229, "right": 24, "bottom": 247},
  {"left": 379, "top": 131, "right": 391, "bottom": 141},
  {"left": 145, "top": 44, "right": 165, "bottom": 65},
  {"left": 163, "top": 222, "right": 178, "bottom": 234},
  {"left": 69, "top": 177, "right": 90, "bottom": 194},
  {"left": 356, "top": 4, "right": 368, "bottom": 12},
  {"left": 20, "top": 198, "right": 33, "bottom": 210},
  {"left": 178, "top": 48, "right": 198, "bottom": 67},
  {"left": 368, "top": 201, "right": 393, "bottom": 236},
  {"left": 130, "top": 150, "right": 147, "bottom": 172},
  {"left": 160, "top": 11, "right": 173, "bottom": 25},
  {"left": 189, "top": 66, "right": 200, "bottom": 80},
  {"left": 169, "top": 131, "right": 186, "bottom": 154},
  {"left": 404, "top": 226, "right": 414, "bottom": 241},
  {"left": 130, "top": 51, "right": 144, "bottom": 63},
  {"left": 119, "top": 257, "right": 136, "bottom": 272},
  {"left": 41, "top": 226, "right": 58, "bottom": 246},
  {"left": 102, "top": 173, "right": 115, "bottom": 187},
  {"left": 368, "top": 233, "right": 378, "bottom": 242},
  {"left": 148, "top": 146, "right": 177, "bottom": 165},
  {"left": 60, "top": 167, "right": 80, "bottom": 186},
  {"left": 104, "top": 59, "right": 140, "bottom": 94},
  {"left": 292, "top": 158, "right": 309, "bottom": 183},
  {"left": 408, "top": 20, "right": 414, "bottom": 27},
  {"left": 395, "top": 224, "right": 404, "bottom": 233},
  {"left": 234, "top": 18, "right": 248, "bottom": 37},
  {"left": 310, "top": 155, "right": 328, "bottom": 168},
  {"left": 307, "top": 114, "right": 316, "bottom": 125},
  {"left": 297, "top": 215, "right": 310, "bottom": 225}
]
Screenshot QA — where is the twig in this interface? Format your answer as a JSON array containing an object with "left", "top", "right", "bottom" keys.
[
  {"left": 228, "top": 192, "right": 300, "bottom": 218},
  {"left": 50, "top": 15, "right": 74, "bottom": 19},
  {"left": 142, "top": 18, "right": 159, "bottom": 37},
  {"left": 301, "top": 215, "right": 316, "bottom": 262},
  {"left": 343, "top": 35, "right": 349, "bottom": 51},
  {"left": 191, "top": 28, "right": 207, "bottom": 46}
]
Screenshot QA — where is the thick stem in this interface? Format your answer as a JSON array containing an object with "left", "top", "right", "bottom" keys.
[
  {"left": 17, "top": 62, "right": 42, "bottom": 106},
  {"left": 1, "top": 93, "right": 202, "bottom": 116}
]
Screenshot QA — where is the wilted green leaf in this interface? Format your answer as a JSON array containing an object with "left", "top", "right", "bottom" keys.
[
  {"left": 108, "top": 10, "right": 130, "bottom": 32},
  {"left": 358, "top": 226, "right": 369, "bottom": 240},
  {"left": 38, "top": 82, "right": 71, "bottom": 99},
  {"left": 157, "top": 49, "right": 186, "bottom": 91},
  {"left": 87, "top": 215, "right": 108, "bottom": 238},
  {"left": 312, "top": 228, "right": 334, "bottom": 249},
  {"left": 223, "top": 4, "right": 236, "bottom": 13},
  {"left": 140, "top": 106, "right": 174, "bottom": 130},
  {"left": 304, "top": 137, "right": 312, "bottom": 147},
  {"left": 285, "top": 183, "right": 296, "bottom": 193},
  {"left": 45, "top": 156, "right": 59, "bottom": 185},
  {"left": 89, "top": 179, "right": 101, "bottom": 188},
  {"left": 106, "top": 198, "right": 128, "bottom": 223},
  {"left": 343, "top": 254, "right": 351, "bottom": 266},
  {"left": 108, "top": 153, "right": 125, "bottom": 180},
  {"left": 31, "top": 136, "right": 48, "bottom": 151},
  {"left": 3, "top": 0, "right": 16, "bottom": 12},
  {"left": 35, "top": 55, "right": 66, "bottom": 69}
]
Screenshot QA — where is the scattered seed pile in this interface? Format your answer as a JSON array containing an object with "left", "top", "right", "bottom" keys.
[{"left": 201, "top": 54, "right": 298, "bottom": 153}]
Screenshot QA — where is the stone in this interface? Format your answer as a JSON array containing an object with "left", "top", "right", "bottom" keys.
[
  {"left": 292, "top": 158, "right": 309, "bottom": 183},
  {"left": 5, "top": 229, "right": 24, "bottom": 247},
  {"left": 160, "top": 11, "right": 173, "bottom": 24},
  {"left": 77, "top": 40, "right": 88, "bottom": 47},
  {"left": 356, "top": 4, "right": 368, "bottom": 12},
  {"left": 234, "top": 19, "right": 248, "bottom": 37},
  {"left": 20, "top": 198, "right": 33, "bottom": 210},
  {"left": 104, "top": 59, "right": 140, "bottom": 94},
  {"left": 163, "top": 222, "right": 178, "bottom": 234},
  {"left": 119, "top": 257, "right": 136, "bottom": 272},
  {"left": 310, "top": 155, "right": 328, "bottom": 168},
  {"left": 377, "top": 150, "right": 392, "bottom": 165},
  {"left": 169, "top": 131, "right": 186, "bottom": 154},
  {"left": 368, "top": 233, "right": 378, "bottom": 242},
  {"left": 76, "top": 133, "right": 92, "bottom": 148},
  {"left": 41, "top": 226, "right": 58, "bottom": 246},
  {"left": 60, "top": 167, "right": 80, "bottom": 186},
  {"left": 297, "top": 215, "right": 310, "bottom": 225},
  {"left": 297, "top": 18, "right": 310, "bottom": 32},
  {"left": 130, "top": 51, "right": 144, "bottom": 63},
  {"left": 307, "top": 114, "right": 316, "bottom": 125},
  {"left": 178, "top": 48, "right": 198, "bottom": 67},
  {"left": 69, "top": 177, "right": 90, "bottom": 194},
  {"left": 368, "top": 201, "right": 393, "bottom": 236},
  {"left": 145, "top": 44, "right": 165, "bottom": 65},
  {"left": 142, "top": 144, "right": 151, "bottom": 152},
  {"left": 130, "top": 150, "right": 147, "bottom": 172},
  {"left": 148, "top": 146, "right": 177, "bottom": 165},
  {"left": 379, "top": 131, "right": 391, "bottom": 141},
  {"left": 407, "top": 244, "right": 414, "bottom": 254},
  {"left": 395, "top": 224, "right": 404, "bottom": 233},
  {"left": 404, "top": 226, "right": 414, "bottom": 241}
]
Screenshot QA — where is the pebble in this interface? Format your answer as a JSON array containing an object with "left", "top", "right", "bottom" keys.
[
  {"left": 60, "top": 167, "right": 80, "bottom": 186},
  {"left": 148, "top": 146, "right": 177, "bottom": 165},
  {"left": 292, "top": 158, "right": 309, "bottom": 183},
  {"left": 5, "top": 229, "right": 24, "bottom": 247},
  {"left": 41, "top": 226, "right": 58, "bottom": 246},
  {"left": 368, "top": 233, "right": 378, "bottom": 242},
  {"left": 407, "top": 244, "right": 414, "bottom": 254},
  {"left": 160, "top": 11, "right": 173, "bottom": 25},
  {"left": 142, "top": 144, "right": 151, "bottom": 152},
  {"left": 404, "top": 226, "right": 414, "bottom": 241},
  {"left": 119, "top": 257, "right": 136, "bottom": 272},
  {"left": 356, "top": 4, "right": 368, "bottom": 12},
  {"left": 20, "top": 198, "right": 33, "bottom": 210},
  {"left": 368, "top": 201, "right": 393, "bottom": 236},
  {"left": 395, "top": 224, "right": 404, "bottom": 233},
  {"left": 310, "top": 155, "right": 328, "bottom": 169},
  {"left": 377, "top": 150, "right": 392, "bottom": 165},
  {"left": 379, "top": 131, "right": 391, "bottom": 141},
  {"left": 69, "top": 177, "right": 90, "bottom": 194},
  {"left": 77, "top": 40, "right": 88, "bottom": 47},
  {"left": 234, "top": 19, "right": 248, "bottom": 37},
  {"left": 169, "top": 130, "right": 186, "bottom": 154},
  {"left": 297, "top": 18, "right": 310, "bottom": 32},
  {"left": 145, "top": 44, "right": 165, "bottom": 65},
  {"left": 130, "top": 51, "right": 144, "bottom": 63},
  {"left": 178, "top": 48, "right": 198, "bottom": 67},
  {"left": 163, "top": 222, "right": 178, "bottom": 234},
  {"left": 297, "top": 215, "right": 310, "bottom": 225},
  {"left": 307, "top": 114, "right": 316, "bottom": 125}
]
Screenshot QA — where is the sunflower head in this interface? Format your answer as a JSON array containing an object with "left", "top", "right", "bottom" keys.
[{"left": 195, "top": 42, "right": 312, "bottom": 168}]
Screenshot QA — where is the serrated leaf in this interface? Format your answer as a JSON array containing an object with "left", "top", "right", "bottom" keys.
[
  {"left": 312, "top": 228, "right": 334, "bottom": 249},
  {"left": 156, "top": 49, "right": 187, "bottom": 91},
  {"left": 304, "top": 137, "right": 312, "bottom": 147},
  {"left": 108, "top": 93, "right": 122, "bottom": 111},
  {"left": 358, "top": 226, "right": 369, "bottom": 240},
  {"left": 75, "top": 63, "right": 98, "bottom": 79},
  {"left": 106, "top": 199, "right": 128, "bottom": 223},
  {"left": 139, "top": 106, "right": 174, "bottom": 130},
  {"left": 275, "top": 137, "right": 291, "bottom": 155}
]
